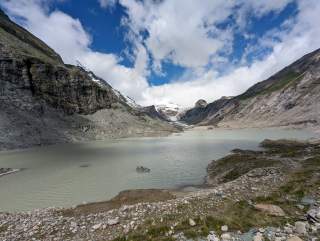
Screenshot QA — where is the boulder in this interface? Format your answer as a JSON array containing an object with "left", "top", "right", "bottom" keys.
[
  {"left": 195, "top": 99, "right": 207, "bottom": 108},
  {"left": 287, "top": 236, "right": 303, "bottom": 241},
  {"left": 136, "top": 166, "right": 151, "bottom": 173},
  {"left": 220, "top": 233, "right": 231, "bottom": 241},
  {"left": 254, "top": 204, "right": 285, "bottom": 216},
  {"left": 294, "top": 221, "right": 307, "bottom": 235}
]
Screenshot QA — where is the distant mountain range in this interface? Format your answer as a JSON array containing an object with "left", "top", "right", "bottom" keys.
[
  {"left": 0, "top": 9, "right": 178, "bottom": 151},
  {"left": 180, "top": 48, "right": 320, "bottom": 128}
]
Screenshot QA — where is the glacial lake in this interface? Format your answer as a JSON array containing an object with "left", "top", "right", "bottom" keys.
[{"left": 0, "top": 128, "right": 317, "bottom": 212}]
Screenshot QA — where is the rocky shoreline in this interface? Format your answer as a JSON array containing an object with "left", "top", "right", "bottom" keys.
[{"left": 0, "top": 139, "right": 320, "bottom": 241}]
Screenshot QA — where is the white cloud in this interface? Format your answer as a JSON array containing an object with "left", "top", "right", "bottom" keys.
[
  {"left": 1, "top": 0, "right": 320, "bottom": 108},
  {"left": 98, "top": 0, "right": 117, "bottom": 8},
  {"left": 118, "top": 0, "right": 320, "bottom": 107},
  {"left": 119, "top": 0, "right": 235, "bottom": 68}
]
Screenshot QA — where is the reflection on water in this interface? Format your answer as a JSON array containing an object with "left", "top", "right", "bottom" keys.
[{"left": 0, "top": 128, "right": 316, "bottom": 211}]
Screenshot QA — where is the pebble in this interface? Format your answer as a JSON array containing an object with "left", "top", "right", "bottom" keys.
[
  {"left": 294, "top": 221, "right": 307, "bottom": 235},
  {"left": 189, "top": 218, "right": 196, "bottom": 227},
  {"left": 221, "top": 225, "right": 228, "bottom": 232}
]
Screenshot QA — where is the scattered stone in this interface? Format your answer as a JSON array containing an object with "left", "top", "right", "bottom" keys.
[
  {"left": 254, "top": 204, "right": 285, "bottom": 216},
  {"left": 294, "top": 221, "right": 307, "bottom": 235},
  {"left": 92, "top": 223, "right": 102, "bottom": 231},
  {"left": 253, "top": 232, "right": 263, "bottom": 241},
  {"left": 221, "top": 233, "right": 231, "bottom": 241},
  {"left": 301, "top": 197, "right": 316, "bottom": 206},
  {"left": 297, "top": 204, "right": 305, "bottom": 210},
  {"left": 221, "top": 225, "right": 228, "bottom": 232},
  {"left": 107, "top": 217, "right": 119, "bottom": 226},
  {"left": 189, "top": 218, "right": 196, "bottom": 227},
  {"left": 136, "top": 166, "right": 151, "bottom": 173},
  {"left": 287, "top": 236, "right": 303, "bottom": 241},
  {"left": 207, "top": 231, "right": 220, "bottom": 241}
]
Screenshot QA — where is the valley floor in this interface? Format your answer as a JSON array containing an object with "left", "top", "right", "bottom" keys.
[{"left": 0, "top": 139, "right": 320, "bottom": 241}]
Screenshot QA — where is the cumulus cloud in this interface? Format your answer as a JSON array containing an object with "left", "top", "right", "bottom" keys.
[
  {"left": 1, "top": 0, "right": 320, "bottom": 107},
  {"left": 118, "top": 0, "right": 320, "bottom": 107}
]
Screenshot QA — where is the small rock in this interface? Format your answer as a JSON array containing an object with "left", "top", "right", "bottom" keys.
[
  {"left": 92, "top": 223, "right": 102, "bottom": 231},
  {"left": 258, "top": 228, "right": 265, "bottom": 233},
  {"left": 220, "top": 233, "right": 231, "bottom": 241},
  {"left": 221, "top": 225, "right": 228, "bottom": 232},
  {"left": 107, "top": 217, "right": 119, "bottom": 226},
  {"left": 254, "top": 204, "right": 285, "bottom": 216},
  {"left": 207, "top": 231, "right": 220, "bottom": 241},
  {"left": 189, "top": 218, "right": 196, "bottom": 227},
  {"left": 301, "top": 196, "right": 316, "bottom": 205},
  {"left": 296, "top": 204, "right": 304, "bottom": 210},
  {"left": 294, "top": 221, "right": 307, "bottom": 235},
  {"left": 284, "top": 226, "right": 293, "bottom": 234},
  {"left": 287, "top": 236, "right": 303, "bottom": 241},
  {"left": 253, "top": 232, "right": 263, "bottom": 241}
]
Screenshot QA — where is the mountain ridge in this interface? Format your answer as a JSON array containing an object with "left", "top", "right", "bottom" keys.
[
  {"left": 180, "top": 48, "right": 320, "bottom": 128},
  {"left": 0, "top": 8, "right": 178, "bottom": 151}
]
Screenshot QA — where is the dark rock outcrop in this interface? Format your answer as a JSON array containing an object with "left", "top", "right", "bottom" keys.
[
  {"left": 180, "top": 97, "right": 230, "bottom": 125},
  {"left": 195, "top": 99, "right": 207, "bottom": 108},
  {"left": 139, "top": 105, "right": 169, "bottom": 121}
]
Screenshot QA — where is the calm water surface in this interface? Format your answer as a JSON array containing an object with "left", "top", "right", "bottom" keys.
[{"left": 0, "top": 128, "right": 317, "bottom": 212}]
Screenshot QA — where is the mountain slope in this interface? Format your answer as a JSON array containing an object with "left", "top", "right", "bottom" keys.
[
  {"left": 0, "top": 9, "right": 178, "bottom": 150},
  {"left": 180, "top": 48, "right": 320, "bottom": 128}
]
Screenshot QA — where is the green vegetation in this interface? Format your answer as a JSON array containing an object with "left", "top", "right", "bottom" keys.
[
  {"left": 0, "top": 224, "right": 8, "bottom": 233},
  {"left": 238, "top": 71, "right": 303, "bottom": 100},
  {"left": 262, "top": 72, "right": 302, "bottom": 94},
  {"left": 207, "top": 153, "right": 280, "bottom": 183}
]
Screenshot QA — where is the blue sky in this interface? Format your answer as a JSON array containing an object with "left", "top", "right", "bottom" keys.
[
  {"left": 1, "top": 0, "right": 319, "bottom": 106},
  {"left": 49, "top": 0, "right": 298, "bottom": 85}
]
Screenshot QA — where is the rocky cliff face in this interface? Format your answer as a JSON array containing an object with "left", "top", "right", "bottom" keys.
[
  {"left": 0, "top": 9, "right": 178, "bottom": 150},
  {"left": 180, "top": 49, "right": 320, "bottom": 128},
  {"left": 139, "top": 105, "right": 170, "bottom": 121},
  {"left": 180, "top": 97, "right": 230, "bottom": 125}
]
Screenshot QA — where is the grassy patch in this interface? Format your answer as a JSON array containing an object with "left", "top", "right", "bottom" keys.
[
  {"left": 207, "top": 153, "right": 280, "bottom": 183},
  {"left": 0, "top": 224, "right": 8, "bottom": 233},
  {"left": 238, "top": 71, "right": 302, "bottom": 100},
  {"left": 260, "top": 139, "right": 313, "bottom": 158},
  {"left": 262, "top": 72, "right": 302, "bottom": 94}
]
